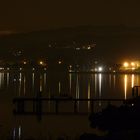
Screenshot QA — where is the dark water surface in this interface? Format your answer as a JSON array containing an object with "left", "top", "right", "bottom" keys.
[{"left": 0, "top": 71, "right": 139, "bottom": 139}]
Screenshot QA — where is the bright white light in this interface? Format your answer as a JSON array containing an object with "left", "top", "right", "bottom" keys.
[
  {"left": 98, "top": 67, "right": 103, "bottom": 72},
  {"left": 87, "top": 46, "right": 91, "bottom": 50},
  {"left": 58, "top": 61, "right": 62, "bottom": 64}
]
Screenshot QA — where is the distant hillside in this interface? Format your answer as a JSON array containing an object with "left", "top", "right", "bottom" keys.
[
  {"left": 0, "top": 26, "right": 140, "bottom": 62},
  {"left": 1, "top": 25, "right": 140, "bottom": 47}
]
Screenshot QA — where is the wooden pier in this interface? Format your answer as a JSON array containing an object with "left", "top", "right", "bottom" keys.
[
  {"left": 13, "top": 86, "right": 140, "bottom": 121},
  {"left": 13, "top": 97, "right": 126, "bottom": 115}
]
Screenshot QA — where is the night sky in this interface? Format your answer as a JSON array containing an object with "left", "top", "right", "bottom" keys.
[
  {"left": 0, "top": 0, "right": 140, "bottom": 62},
  {"left": 0, "top": 0, "right": 140, "bottom": 32}
]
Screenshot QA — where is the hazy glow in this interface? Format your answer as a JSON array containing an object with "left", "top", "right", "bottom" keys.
[
  {"left": 124, "top": 62, "right": 129, "bottom": 67},
  {"left": 131, "top": 62, "right": 135, "bottom": 66}
]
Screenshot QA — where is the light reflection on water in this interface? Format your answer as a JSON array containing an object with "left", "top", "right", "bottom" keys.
[
  {"left": 124, "top": 75, "right": 127, "bottom": 100},
  {"left": 98, "top": 74, "right": 102, "bottom": 106},
  {"left": 0, "top": 72, "right": 140, "bottom": 99},
  {"left": 1, "top": 72, "right": 140, "bottom": 138}
]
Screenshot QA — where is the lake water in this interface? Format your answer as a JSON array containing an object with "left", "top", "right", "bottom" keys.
[{"left": 0, "top": 71, "right": 139, "bottom": 139}]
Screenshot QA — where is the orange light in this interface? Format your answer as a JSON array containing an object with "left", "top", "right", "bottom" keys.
[
  {"left": 39, "top": 61, "right": 43, "bottom": 65},
  {"left": 124, "top": 62, "right": 129, "bottom": 67},
  {"left": 131, "top": 62, "right": 135, "bottom": 66}
]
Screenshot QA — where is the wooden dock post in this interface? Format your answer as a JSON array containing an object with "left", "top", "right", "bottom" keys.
[
  {"left": 90, "top": 100, "right": 94, "bottom": 113},
  {"left": 36, "top": 98, "right": 42, "bottom": 115},
  {"left": 74, "top": 100, "right": 77, "bottom": 113},
  {"left": 55, "top": 100, "right": 59, "bottom": 114},
  {"left": 136, "top": 86, "right": 139, "bottom": 97},
  {"left": 17, "top": 100, "right": 24, "bottom": 113},
  {"left": 132, "top": 87, "right": 134, "bottom": 98},
  {"left": 13, "top": 98, "right": 126, "bottom": 115},
  {"left": 132, "top": 86, "right": 140, "bottom": 98}
]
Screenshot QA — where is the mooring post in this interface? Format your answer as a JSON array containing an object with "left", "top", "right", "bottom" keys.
[
  {"left": 74, "top": 100, "right": 77, "bottom": 114},
  {"left": 132, "top": 87, "right": 135, "bottom": 98},
  {"left": 17, "top": 100, "right": 24, "bottom": 113},
  {"left": 136, "top": 86, "right": 139, "bottom": 97},
  {"left": 33, "top": 99, "right": 35, "bottom": 113},
  {"left": 90, "top": 100, "right": 94, "bottom": 113},
  {"left": 55, "top": 100, "right": 59, "bottom": 114}
]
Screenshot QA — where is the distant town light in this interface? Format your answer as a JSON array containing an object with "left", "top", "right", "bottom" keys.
[
  {"left": 58, "top": 61, "right": 62, "bottom": 64},
  {"left": 98, "top": 67, "right": 103, "bottom": 72},
  {"left": 39, "top": 61, "right": 43, "bottom": 65},
  {"left": 131, "top": 62, "right": 135, "bottom": 66},
  {"left": 76, "top": 47, "right": 80, "bottom": 50},
  {"left": 124, "top": 62, "right": 129, "bottom": 67},
  {"left": 87, "top": 46, "right": 91, "bottom": 50},
  {"left": 23, "top": 61, "right": 27, "bottom": 65},
  {"left": 95, "top": 68, "right": 98, "bottom": 72},
  {"left": 69, "top": 65, "right": 72, "bottom": 68}
]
